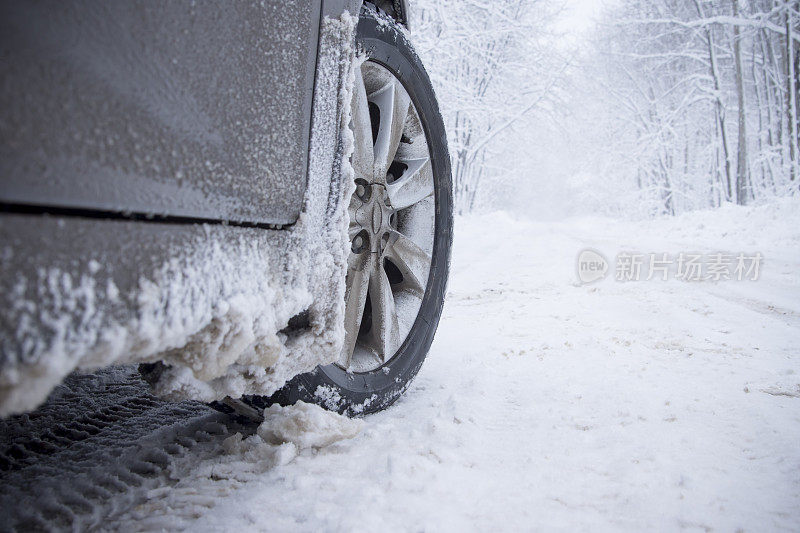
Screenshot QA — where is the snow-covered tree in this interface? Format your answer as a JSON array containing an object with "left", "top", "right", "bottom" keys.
[
  {"left": 411, "top": 0, "right": 565, "bottom": 213},
  {"left": 587, "top": 0, "right": 800, "bottom": 215}
]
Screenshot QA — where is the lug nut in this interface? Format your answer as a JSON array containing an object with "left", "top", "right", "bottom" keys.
[{"left": 355, "top": 183, "right": 366, "bottom": 198}]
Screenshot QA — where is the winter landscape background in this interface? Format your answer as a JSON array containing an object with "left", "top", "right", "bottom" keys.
[
  {"left": 1, "top": 1, "right": 799, "bottom": 530},
  {"left": 412, "top": 0, "right": 799, "bottom": 219}
]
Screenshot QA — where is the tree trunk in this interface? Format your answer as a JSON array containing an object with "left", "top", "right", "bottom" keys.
[
  {"left": 733, "top": 0, "right": 750, "bottom": 204},
  {"left": 787, "top": 5, "right": 799, "bottom": 182},
  {"left": 753, "top": 25, "right": 768, "bottom": 197},
  {"left": 759, "top": 28, "right": 778, "bottom": 193},
  {"left": 695, "top": 0, "right": 734, "bottom": 201}
]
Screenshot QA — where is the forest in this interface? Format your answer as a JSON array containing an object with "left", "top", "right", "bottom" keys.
[{"left": 412, "top": 0, "right": 800, "bottom": 217}]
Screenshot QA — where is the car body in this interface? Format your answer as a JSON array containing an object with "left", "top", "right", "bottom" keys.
[{"left": 0, "top": 0, "right": 414, "bottom": 416}]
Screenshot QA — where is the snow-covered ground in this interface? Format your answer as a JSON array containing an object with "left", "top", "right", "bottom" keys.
[{"left": 2, "top": 200, "right": 799, "bottom": 531}]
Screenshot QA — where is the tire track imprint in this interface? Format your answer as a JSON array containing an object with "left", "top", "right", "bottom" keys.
[{"left": 0, "top": 367, "right": 248, "bottom": 532}]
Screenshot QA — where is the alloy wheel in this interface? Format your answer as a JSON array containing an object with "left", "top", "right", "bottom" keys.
[{"left": 340, "top": 60, "right": 436, "bottom": 373}]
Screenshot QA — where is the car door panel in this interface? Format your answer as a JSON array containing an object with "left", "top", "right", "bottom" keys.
[{"left": 0, "top": 0, "right": 321, "bottom": 225}]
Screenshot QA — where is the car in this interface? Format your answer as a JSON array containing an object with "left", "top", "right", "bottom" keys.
[{"left": 0, "top": 0, "right": 452, "bottom": 418}]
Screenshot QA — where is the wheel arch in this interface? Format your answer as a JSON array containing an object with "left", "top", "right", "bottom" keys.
[{"left": 364, "top": 0, "right": 410, "bottom": 28}]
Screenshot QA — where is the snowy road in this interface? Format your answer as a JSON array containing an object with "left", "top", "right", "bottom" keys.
[{"left": 2, "top": 202, "right": 799, "bottom": 531}]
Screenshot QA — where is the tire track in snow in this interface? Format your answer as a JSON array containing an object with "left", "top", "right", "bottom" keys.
[{"left": 0, "top": 367, "right": 247, "bottom": 532}]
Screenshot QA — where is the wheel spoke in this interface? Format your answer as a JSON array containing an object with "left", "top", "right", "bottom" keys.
[
  {"left": 351, "top": 68, "right": 374, "bottom": 180},
  {"left": 370, "top": 79, "right": 411, "bottom": 183},
  {"left": 386, "top": 157, "right": 434, "bottom": 210},
  {"left": 385, "top": 231, "right": 432, "bottom": 297},
  {"left": 368, "top": 262, "right": 400, "bottom": 361},
  {"left": 341, "top": 253, "right": 372, "bottom": 367}
]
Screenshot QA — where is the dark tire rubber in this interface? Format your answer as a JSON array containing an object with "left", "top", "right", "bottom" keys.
[{"left": 245, "top": 6, "right": 453, "bottom": 417}]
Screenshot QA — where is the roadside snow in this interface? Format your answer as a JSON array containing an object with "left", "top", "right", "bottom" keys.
[
  {"left": 108, "top": 200, "right": 800, "bottom": 530},
  {"left": 257, "top": 402, "right": 363, "bottom": 449},
  {"left": 220, "top": 402, "right": 363, "bottom": 462}
]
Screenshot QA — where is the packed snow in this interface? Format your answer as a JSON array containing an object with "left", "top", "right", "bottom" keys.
[{"left": 5, "top": 199, "right": 791, "bottom": 531}]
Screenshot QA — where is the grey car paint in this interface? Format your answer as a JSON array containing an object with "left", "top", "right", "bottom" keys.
[{"left": 0, "top": 0, "right": 321, "bottom": 225}]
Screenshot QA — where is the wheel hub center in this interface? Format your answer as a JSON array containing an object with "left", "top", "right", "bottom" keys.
[
  {"left": 370, "top": 199, "right": 383, "bottom": 234},
  {"left": 354, "top": 184, "right": 391, "bottom": 234},
  {"left": 351, "top": 184, "right": 393, "bottom": 255}
]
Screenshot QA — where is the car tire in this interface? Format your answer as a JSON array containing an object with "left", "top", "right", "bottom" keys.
[{"left": 240, "top": 5, "right": 453, "bottom": 417}]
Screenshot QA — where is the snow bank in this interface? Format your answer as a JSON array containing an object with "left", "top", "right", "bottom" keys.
[
  {"left": 220, "top": 401, "right": 363, "bottom": 466},
  {"left": 567, "top": 197, "right": 800, "bottom": 251},
  {"left": 258, "top": 401, "right": 363, "bottom": 449},
  {"left": 182, "top": 402, "right": 361, "bottom": 488}
]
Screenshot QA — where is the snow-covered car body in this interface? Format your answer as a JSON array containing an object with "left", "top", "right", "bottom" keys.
[{"left": 0, "top": 0, "right": 409, "bottom": 416}]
